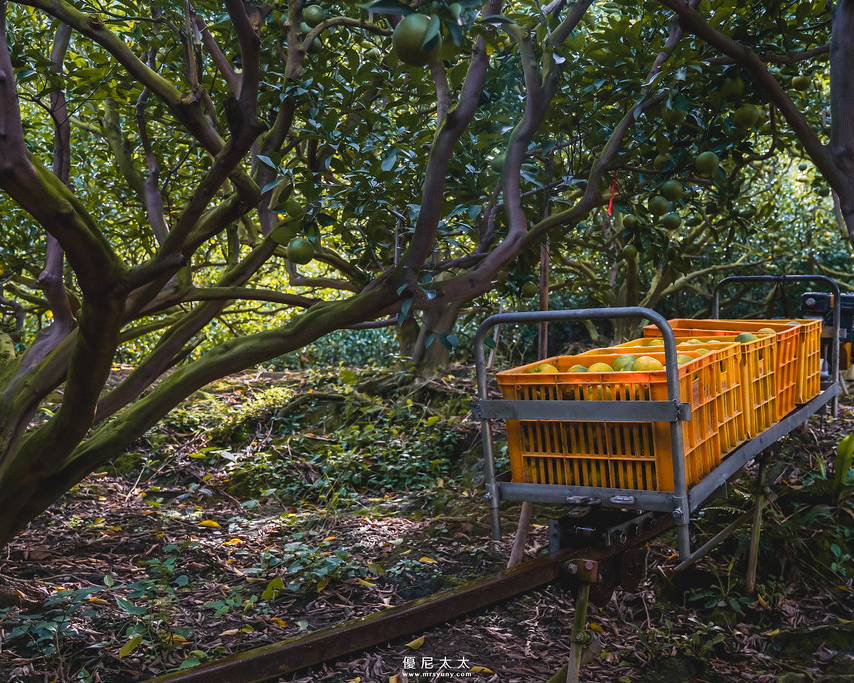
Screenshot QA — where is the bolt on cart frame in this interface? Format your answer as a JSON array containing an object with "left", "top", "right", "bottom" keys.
[{"left": 473, "top": 276, "right": 841, "bottom": 565}]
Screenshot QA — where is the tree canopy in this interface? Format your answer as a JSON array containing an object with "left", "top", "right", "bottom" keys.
[{"left": 0, "top": 0, "right": 852, "bottom": 547}]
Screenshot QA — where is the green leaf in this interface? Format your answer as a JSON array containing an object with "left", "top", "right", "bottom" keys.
[
  {"left": 177, "top": 658, "right": 202, "bottom": 670},
  {"left": 118, "top": 634, "right": 144, "bottom": 658},
  {"left": 422, "top": 15, "right": 441, "bottom": 51},
  {"left": 115, "top": 597, "right": 147, "bottom": 616},
  {"left": 270, "top": 220, "right": 300, "bottom": 245},
  {"left": 360, "top": 0, "right": 412, "bottom": 14},
  {"left": 381, "top": 148, "right": 398, "bottom": 172},
  {"left": 479, "top": 14, "right": 515, "bottom": 26},
  {"left": 834, "top": 434, "right": 854, "bottom": 491},
  {"left": 262, "top": 576, "right": 285, "bottom": 600},
  {"left": 340, "top": 369, "right": 359, "bottom": 384}
]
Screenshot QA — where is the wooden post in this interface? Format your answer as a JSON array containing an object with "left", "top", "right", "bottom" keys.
[{"left": 506, "top": 501, "right": 533, "bottom": 568}]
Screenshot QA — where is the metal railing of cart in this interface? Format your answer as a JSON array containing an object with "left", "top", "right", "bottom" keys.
[{"left": 473, "top": 275, "right": 841, "bottom": 567}]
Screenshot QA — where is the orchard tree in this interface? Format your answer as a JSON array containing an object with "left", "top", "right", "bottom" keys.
[{"left": 0, "top": 0, "right": 850, "bottom": 549}]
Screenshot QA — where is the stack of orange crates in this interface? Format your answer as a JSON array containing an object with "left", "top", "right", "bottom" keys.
[
  {"left": 496, "top": 317, "right": 824, "bottom": 493},
  {"left": 608, "top": 339, "right": 748, "bottom": 451},
  {"left": 496, "top": 350, "right": 719, "bottom": 492}
]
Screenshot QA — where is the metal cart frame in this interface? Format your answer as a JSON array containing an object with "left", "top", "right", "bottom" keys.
[{"left": 474, "top": 276, "right": 841, "bottom": 564}]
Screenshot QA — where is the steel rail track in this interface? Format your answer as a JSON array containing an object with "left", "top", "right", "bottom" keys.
[{"left": 143, "top": 513, "right": 672, "bottom": 683}]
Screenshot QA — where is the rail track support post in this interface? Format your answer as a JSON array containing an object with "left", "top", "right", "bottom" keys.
[
  {"left": 745, "top": 455, "right": 769, "bottom": 596},
  {"left": 566, "top": 558, "right": 599, "bottom": 683}
]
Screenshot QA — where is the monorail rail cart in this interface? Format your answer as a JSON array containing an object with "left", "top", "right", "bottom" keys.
[{"left": 473, "top": 275, "right": 842, "bottom": 682}]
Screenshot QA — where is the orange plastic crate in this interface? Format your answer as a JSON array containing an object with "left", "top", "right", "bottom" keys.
[
  {"left": 790, "top": 319, "right": 822, "bottom": 403},
  {"left": 642, "top": 329, "right": 776, "bottom": 438},
  {"left": 495, "top": 350, "right": 720, "bottom": 492},
  {"left": 734, "top": 319, "right": 822, "bottom": 404},
  {"left": 643, "top": 319, "right": 796, "bottom": 420},
  {"left": 604, "top": 339, "right": 748, "bottom": 457}
]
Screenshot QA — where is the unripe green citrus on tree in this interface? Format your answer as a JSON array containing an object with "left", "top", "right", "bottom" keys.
[
  {"left": 732, "top": 103, "right": 760, "bottom": 128},
  {"left": 791, "top": 75, "right": 811, "bottom": 91},
  {"left": 695, "top": 151, "right": 720, "bottom": 177},
  {"left": 287, "top": 237, "right": 315, "bottom": 264},
  {"left": 622, "top": 214, "right": 638, "bottom": 230},
  {"left": 393, "top": 14, "right": 441, "bottom": 67},
  {"left": 303, "top": 5, "right": 326, "bottom": 27},
  {"left": 648, "top": 195, "right": 669, "bottom": 216},
  {"left": 653, "top": 153, "right": 673, "bottom": 171},
  {"left": 489, "top": 152, "right": 505, "bottom": 173},
  {"left": 720, "top": 76, "right": 745, "bottom": 99},
  {"left": 660, "top": 179, "right": 684, "bottom": 201},
  {"left": 619, "top": 244, "right": 638, "bottom": 260},
  {"left": 520, "top": 281, "right": 538, "bottom": 297},
  {"left": 661, "top": 212, "right": 682, "bottom": 230}
]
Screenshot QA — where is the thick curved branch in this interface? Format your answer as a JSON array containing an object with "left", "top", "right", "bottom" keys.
[
  {"left": 163, "top": 286, "right": 317, "bottom": 309},
  {"left": 549, "top": 0, "right": 595, "bottom": 48},
  {"left": 101, "top": 97, "right": 146, "bottom": 197},
  {"left": 707, "top": 44, "right": 829, "bottom": 65},
  {"left": 197, "top": 15, "right": 239, "bottom": 95},
  {"left": 830, "top": 1, "right": 854, "bottom": 191},
  {"left": 37, "top": 21, "right": 77, "bottom": 353},
  {"left": 398, "top": 0, "right": 501, "bottom": 273},
  {"left": 136, "top": 50, "right": 169, "bottom": 245},
  {"left": 73, "top": 284, "right": 398, "bottom": 480},
  {"left": 97, "top": 239, "right": 279, "bottom": 421},
  {"left": 225, "top": 0, "right": 262, "bottom": 120}
]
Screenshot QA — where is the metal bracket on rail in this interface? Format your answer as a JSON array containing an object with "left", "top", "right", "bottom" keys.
[{"left": 565, "top": 559, "right": 602, "bottom": 683}]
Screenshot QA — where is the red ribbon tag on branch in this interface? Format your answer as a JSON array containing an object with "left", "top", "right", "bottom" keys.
[{"left": 607, "top": 171, "right": 618, "bottom": 215}]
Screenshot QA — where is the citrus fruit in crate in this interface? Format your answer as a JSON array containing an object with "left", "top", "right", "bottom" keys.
[
  {"left": 568, "top": 364, "right": 588, "bottom": 372},
  {"left": 588, "top": 362, "right": 614, "bottom": 372},
  {"left": 531, "top": 362, "right": 559, "bottom": 373},
  {"left": 632, "top": 356, "right": 664, "bottom": 371},
  {"left": 735, "top": 332, "right": 758, "bottom": 342},
  {"left": 613, "top": 354, "right": 638, "bottom": 371}
]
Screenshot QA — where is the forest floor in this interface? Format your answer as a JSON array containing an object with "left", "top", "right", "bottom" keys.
[{"left": 1, "top": 366, "right": 853, "bottom": 683}]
